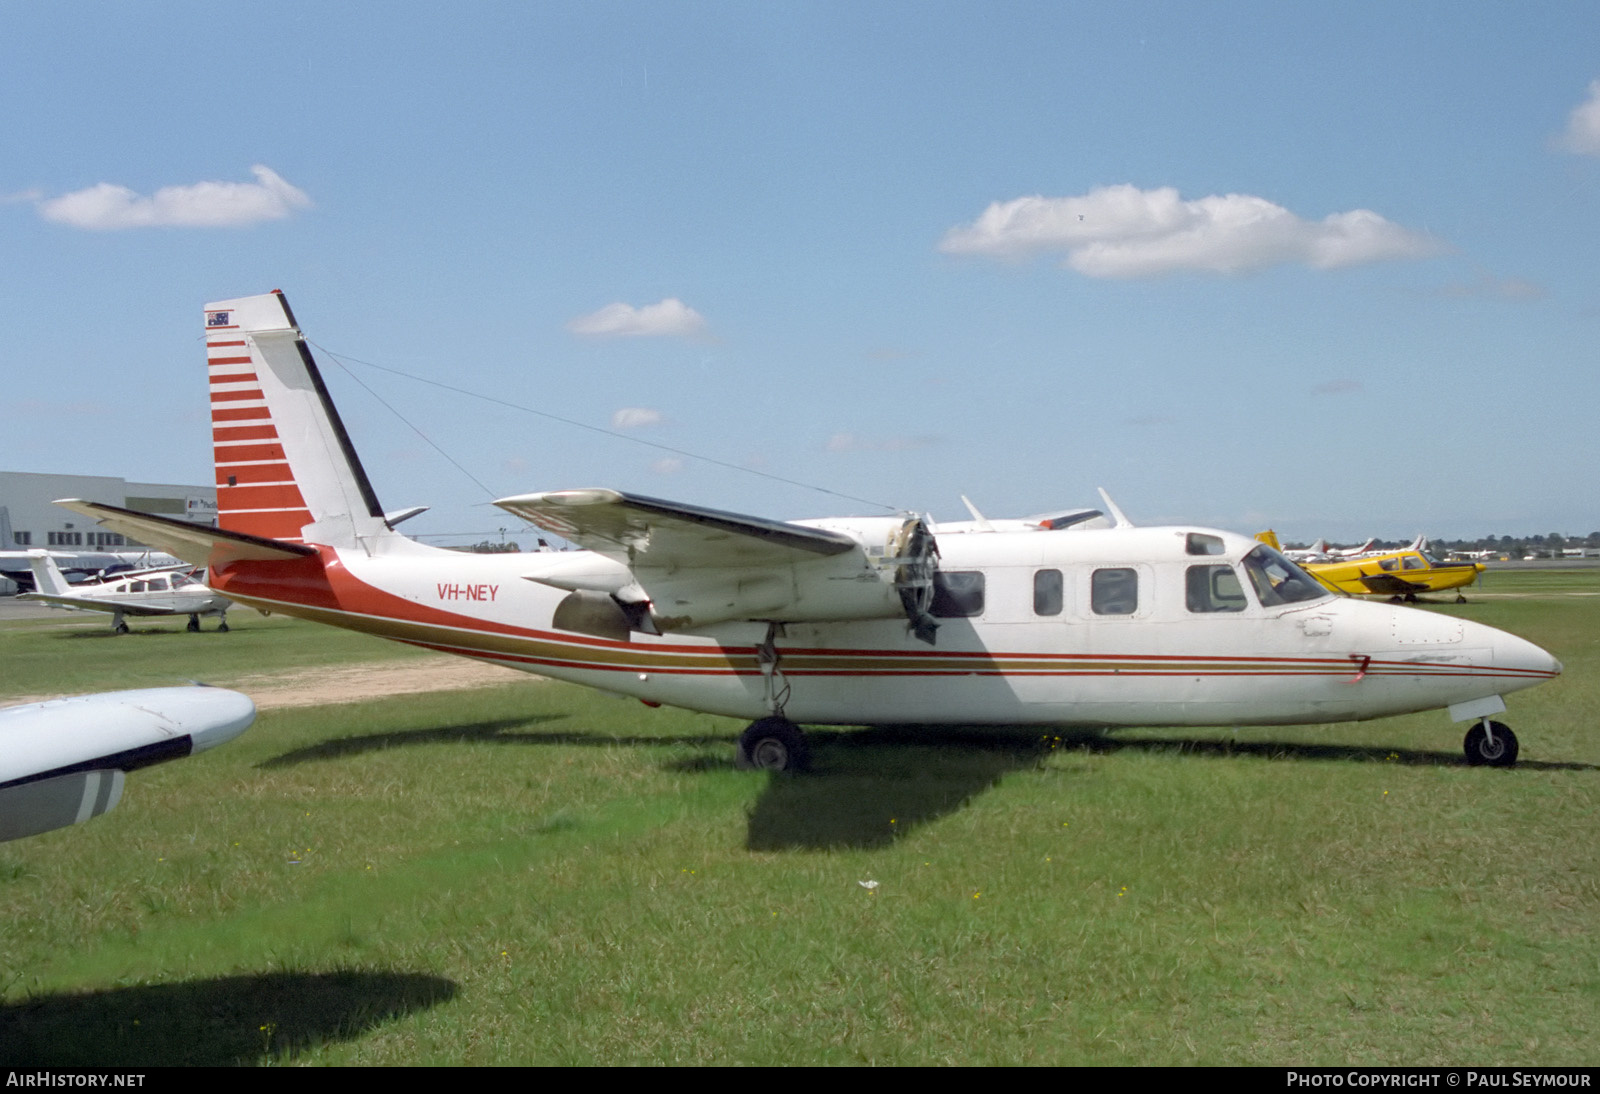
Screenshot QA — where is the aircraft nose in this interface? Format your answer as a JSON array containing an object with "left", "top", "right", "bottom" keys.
[{"left": 1479, "top": 623, "right": 1562, "bottom": 686}]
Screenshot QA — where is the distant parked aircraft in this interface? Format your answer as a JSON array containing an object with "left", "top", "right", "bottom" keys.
[{"left": 18, "top": 550, "right": 232, "bottom": 633}]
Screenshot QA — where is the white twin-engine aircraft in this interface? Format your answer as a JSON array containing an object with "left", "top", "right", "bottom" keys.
[{"left": 56, "top": 292, "right": 1560, "bottom": 771}]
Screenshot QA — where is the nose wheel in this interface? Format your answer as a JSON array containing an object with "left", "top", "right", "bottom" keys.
[
  {"left": 736, "top": 717, "right": 810, "bottom": 773},
  {"left": 1464, "top": 719, "right": 1518, "bottom": 767}
]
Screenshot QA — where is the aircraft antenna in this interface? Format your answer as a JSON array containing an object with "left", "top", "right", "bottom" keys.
[
  {"left": 311, "top": 342, "right": 900, "bottom": 514},
  {"left": 1097, "top": 488, "right": 1134, "bottom": 529}
]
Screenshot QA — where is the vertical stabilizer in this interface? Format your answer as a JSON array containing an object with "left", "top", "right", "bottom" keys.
[
  {"left": 25, "top": 550, "right": 71, "bottom": 596},
  {"left": 206, "top": 292, "right": 389, "bottom": 548}
]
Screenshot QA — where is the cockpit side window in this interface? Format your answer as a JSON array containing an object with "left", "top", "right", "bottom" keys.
[
  {"left": 1401, "top": 555, "right": 1425, "bottom": 570},
  {"left": 1091, "top": 568, "right": 1138, "bottom": 616},
  {"left": 1241, "top": 545, "right": 1326, "bottom": 607},
  {"left": 1186, "top": 565, "right": 1246, "bottom": 613}
]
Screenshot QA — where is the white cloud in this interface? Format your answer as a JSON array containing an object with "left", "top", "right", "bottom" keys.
[
  {"left": 939, "top": 184, "right": 1443, "bottom": 278},
  {"left": 566, "top": 298, "right": 707, "bottom": 338},
  {"left": 611, "top": 407, "right": 663, "bottom": 430},
  {"left": 1560, "top": 80, "right": 1600, "bottom": 155},
  {"left": 37, "top": 165, "right": 311, "bottom": 229}
]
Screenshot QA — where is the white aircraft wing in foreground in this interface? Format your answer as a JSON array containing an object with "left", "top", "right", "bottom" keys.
[{"left": 0, "top": 687, "right": 255, "bottom": 842}]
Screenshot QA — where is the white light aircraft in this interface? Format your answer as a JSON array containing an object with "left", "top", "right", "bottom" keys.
[
  {"left": 0, "top": 687, "right": 254, "bottom": 842},
  {"left": 53, "top": 292, "right": 1561, "bottom": 771},
  {"left": 17, "top": 550, "right": 232, "bottom": 634}
]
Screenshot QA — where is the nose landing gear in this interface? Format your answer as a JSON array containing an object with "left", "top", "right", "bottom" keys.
[{"left": 1464, "top": 718, "right": 1518, "bottom": 767}]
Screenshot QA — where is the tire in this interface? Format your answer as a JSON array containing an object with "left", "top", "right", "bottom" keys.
[
  {"left": 736, "top": 717, "right": 811, "bottom": 773},
  {"left": 1464, "top": 721, "right": 1518, "bottom": 767}
]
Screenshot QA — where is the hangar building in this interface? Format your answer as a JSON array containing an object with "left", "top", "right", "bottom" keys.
[{"left": 0, "top": 470, "right": 216, "bottom": 550}]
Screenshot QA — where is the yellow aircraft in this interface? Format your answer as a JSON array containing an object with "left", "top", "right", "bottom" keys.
[{"left": 1256, "top": 532, "right": 1485, "bottom": 602}]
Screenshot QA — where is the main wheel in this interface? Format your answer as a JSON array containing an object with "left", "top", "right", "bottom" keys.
[
  {"left": 1464, "top": 721, "right": 1518, "bottom": 767},
  {"left": 186, "top": 616, "right": 200, "bottom": 632},
  {"left": 217, "top": 619, "right": 230, "bottom": 633},
  {"left": 736, "top": 717, "right": 811, "bottom": 773},
  {"left": 114, "top": 621, "right": 129, "bottom": 635}
]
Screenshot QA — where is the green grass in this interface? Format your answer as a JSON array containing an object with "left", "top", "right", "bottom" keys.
[
  {"left": 1, "top": 578, "right": 1596, "bottom": 1065},
  {"left": 0, "top": 609, "right": 435, "bottom": 699}
]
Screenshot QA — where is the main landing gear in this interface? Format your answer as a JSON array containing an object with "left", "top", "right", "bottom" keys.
[
  {"left": 735, "top": 622, "right": 810, "bottom": 772},
  {"left": 1464, "top": 719, "right": 1519, "bottom": 767},
  {"left": 736, "top": 716, "right": 811, "bottom": 773}
]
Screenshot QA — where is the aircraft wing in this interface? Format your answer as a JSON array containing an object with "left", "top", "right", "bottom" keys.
[
  {"left": 496, "top": 489, "right": 934, "bottom": 636},
  {"left": 495, "top": 489, "right": 859, "bottom": 569},
  {"left": 16, "top": 593, "right": 181, "bottom": 617},
  {"left": 1357, "top": 573, "right": 1428, "bottom": 596},
  {"left": 52, "top": 500, "right": 316, "bottom": 568}
]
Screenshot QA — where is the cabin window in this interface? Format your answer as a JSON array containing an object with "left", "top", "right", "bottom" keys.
[
  {"left": 147, "top": 576, "right": 170, "bottom": 591},
  {"left": 130, "top": 581, "right": 148, "bottom": 592},
  {"left": 1185, "top": 532, "right": 1225, "bottom": 556},
  {"left": 1402, "top": 555, "right": 1425, "bottom": 570},
  {"left": 931, "top": 571, "right": 985, "bottom": 618},
  {"left": 1241, "top": 545, "right": 1325, "bottom": 607},
  {"left": 1186, "top": 565, "right": 1246, "bottom": 613},
  {"left": 1033, "top": 569, "right": 1063, "bottom": 616},
  {"left": 1378, "top": 558, "right": 1399, "bottom": 572},
  {"left": 1091, "top": 568, "right": 1138, "bottom": 615}
]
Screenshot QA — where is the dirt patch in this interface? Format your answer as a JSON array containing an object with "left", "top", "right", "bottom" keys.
[
  {"left": 220, "top": 656, "right": 533, "bottom": 710},
  {"left": 0, "top": 655, "right": 534, "bottom": 712}
]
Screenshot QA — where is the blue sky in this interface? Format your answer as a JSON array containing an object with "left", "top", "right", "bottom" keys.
[{"left": 4, "top": 2, "right": 1598, "bottom": 544}]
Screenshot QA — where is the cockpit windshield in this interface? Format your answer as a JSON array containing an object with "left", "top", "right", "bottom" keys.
[{"left": 1241, "top": 545, "right": 1328, "bottom": 607}]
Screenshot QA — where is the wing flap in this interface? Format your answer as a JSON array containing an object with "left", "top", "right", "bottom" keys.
[{"left": 53, "top": 500, "right": 316, "bottom": 569}]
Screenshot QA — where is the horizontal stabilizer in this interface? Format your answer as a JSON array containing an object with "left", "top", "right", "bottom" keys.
[{"left": 53, "top": 500, "right": 316, "bottom": 569}]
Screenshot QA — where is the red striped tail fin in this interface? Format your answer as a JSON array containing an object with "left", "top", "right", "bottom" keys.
[{"left": 205, "top": 292, "right": 389, "bottom": 548}]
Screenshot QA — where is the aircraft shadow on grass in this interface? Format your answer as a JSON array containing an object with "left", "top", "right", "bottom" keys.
[
  {"left": 0, "top": 968, "right": 456, "bottom": 1066},
  {"left": 741, "top": 727, "right": 1599, "bottom": 851},
  {"left": 257, "top": 718, "right": 1595, "bottom": 850},
  {"left": 256, "top": 716, "right": 733, "bottom": 769}
]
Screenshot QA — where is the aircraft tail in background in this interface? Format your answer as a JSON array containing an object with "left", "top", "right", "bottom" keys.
[{"left": 24, "top": 550, "right": 72, "bottom": 596}]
